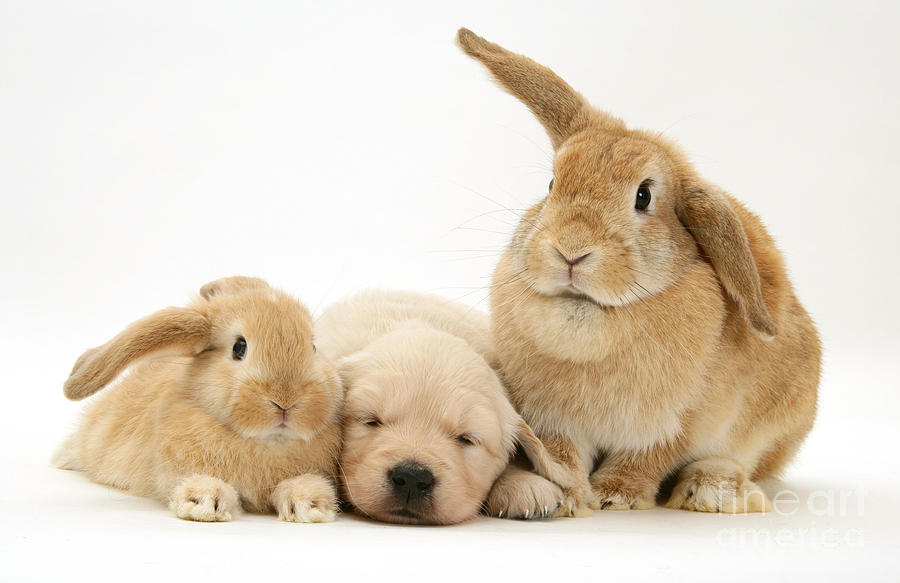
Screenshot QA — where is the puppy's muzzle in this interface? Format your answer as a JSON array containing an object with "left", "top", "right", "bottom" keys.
[{"left": 388, "top": 461, "right": 435, "bottom": 502}]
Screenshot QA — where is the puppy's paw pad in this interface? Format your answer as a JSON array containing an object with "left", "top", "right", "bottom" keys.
[
  {"left": 271, "top": 474, "right": 338, "bottom": 523},
  {"left": 486, "top": 468, "right": 564, "bottom": 520},
  {"left": 170, "top": 475, "right": 239, "bottom": 522}
]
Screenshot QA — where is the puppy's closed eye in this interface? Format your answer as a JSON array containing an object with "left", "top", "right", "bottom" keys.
[
  {"left": 360, "top": 416, "right": 382, "bottom": 428},
  {"left": 456, "top": 433, "right": 477, "bottom": 447}
]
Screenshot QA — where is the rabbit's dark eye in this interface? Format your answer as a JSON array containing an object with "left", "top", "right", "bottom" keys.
[
  {"left": 232, "top": 337, "right": 247, "bottom": 360},
  {"left": 549, "top": 178, "right": 554, "bottom": 192},
  {"left": 635, "top": 180, "right": 652, "bottom": 211}
]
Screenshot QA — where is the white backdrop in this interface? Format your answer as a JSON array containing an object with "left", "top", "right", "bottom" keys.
[{"left": 2, "top": 1, "right": 898, "bottom": 581}]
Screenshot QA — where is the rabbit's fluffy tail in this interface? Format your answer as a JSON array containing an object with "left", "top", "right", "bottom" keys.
[{"left": 51, "top": 434, "right": 81, "bottom": 471}]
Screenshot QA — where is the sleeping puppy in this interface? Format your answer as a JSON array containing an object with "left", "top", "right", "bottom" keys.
[{"left": 316, "top": 291, "right": 579, "bottom": 524}]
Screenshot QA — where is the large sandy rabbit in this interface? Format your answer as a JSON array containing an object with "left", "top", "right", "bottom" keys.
[
  {"left": 54, "top": 276, "right": 343, "bottom": 522},
  {"left": 456, "top": 29, "right": 821, "bottom": 513}
]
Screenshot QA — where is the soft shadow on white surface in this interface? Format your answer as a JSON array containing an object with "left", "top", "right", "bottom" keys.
[{"left": 1, "top": 462, "right": 894, "bottom": 582}]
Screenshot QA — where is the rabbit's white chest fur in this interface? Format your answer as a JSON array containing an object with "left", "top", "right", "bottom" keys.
[
  {"left": 494, "top": 263, "right": 723, "bottom": 458},
  {"left": 504, "top": 341, "right": 690, "bottom": 454}
]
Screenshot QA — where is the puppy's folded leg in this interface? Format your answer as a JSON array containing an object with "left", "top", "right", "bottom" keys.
[
  {"left": 536, "top": 435, "right": 594, "bottom": 517},
  {"left": 270, "top": 474, "right": 338, "bottom": 523},
  {"left": 485, "top": 465, "right": 564, "bottom": 520},
  {"left": 170, "top": 474, "right": 240, "bottom": 522}
]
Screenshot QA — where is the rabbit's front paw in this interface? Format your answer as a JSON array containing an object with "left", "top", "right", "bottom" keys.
[
  {"left": 170, "top": 475, "right": 240, "bottom": 522},
  {"left": 664, "top": 457, "right": 772, "bottom": 513},
  {"left": 589, "top": 471, "right": 657, "bottom": 511},
  {"left": 271, "top": 474, "right": 338, "bottom": 523},
  {"left": 485, "top": 466, "right": 564, "bottom": 520}
]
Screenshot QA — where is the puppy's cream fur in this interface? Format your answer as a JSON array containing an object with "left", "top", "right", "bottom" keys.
[{"left": 317, "top": 291, "right": 579, "bottom": 524}]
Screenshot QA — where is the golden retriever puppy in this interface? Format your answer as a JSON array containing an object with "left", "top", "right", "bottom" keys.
[{"left": 316, "top": 291, "right": 577, "bottom": 524}]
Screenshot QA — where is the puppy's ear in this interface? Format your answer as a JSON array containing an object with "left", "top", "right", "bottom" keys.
[
  {"left": 513, "top": 418, "right": 580, "bottom": 491},
  {"left": 676, "top": 183, "right": 777, "bottom": 340},
  {"left": 63, "top": 307, "right": 210, "bottom": 401},
  {"left": 456, "top": 28, "right": 593, "bottom": 149},
  {"left": 335, "top": 351, "right": 373, "bottom": 392},
  {"left": 200, "top": 276, "right": 270, "bottom": 300}
]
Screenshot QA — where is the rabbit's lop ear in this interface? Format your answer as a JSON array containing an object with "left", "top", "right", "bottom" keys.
[
  {"left": 677, "top": 184, "right": 777, "bottom": 341},
  {"left": 456, "top": 28, "right": 590, "bottom": 149},
  {"left": 63, "top": 307, "right": 210, "bottom": 400},
  {"left": 200, "top": 276, "right": 270, "bottom": 300}
]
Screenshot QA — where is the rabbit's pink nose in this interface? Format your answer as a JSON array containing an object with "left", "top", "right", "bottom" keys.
[
  {"left": 555, "top": 248, "right": 591, "bottom": 266},
  {"left": 269, "top": 403, "right": 289, "bottom": 428}
]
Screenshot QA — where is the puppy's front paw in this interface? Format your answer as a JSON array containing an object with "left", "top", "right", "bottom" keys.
[
  {"left": 589, "top": 471, "right": 656, "bottom": 511},
  {"left": 271, "top": 474, "right": 338, "bottom": 523},
  {"left": 485, "top": 466, "right": 564, "bottom": 520},
  {"left": 170, "top": 475, "right": 240, "bottom": 522}
]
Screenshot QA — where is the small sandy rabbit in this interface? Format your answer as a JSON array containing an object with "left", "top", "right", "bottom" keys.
[
  {"left": 457, "top": 29, "right": 821, "bottom": 513},
  {"left": 54, "top": 276, "right": 343, "bottom": 522}
]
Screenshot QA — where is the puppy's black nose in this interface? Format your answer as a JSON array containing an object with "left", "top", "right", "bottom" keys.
[{"left": 388, "top": 462, "right": 435, "bottom": 501}]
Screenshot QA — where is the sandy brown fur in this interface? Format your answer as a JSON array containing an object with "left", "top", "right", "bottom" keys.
[
  {"left": 55, "top": 276, "right": 343, "bottom": 522},
  {"left": 457, "top": 28, "right": 821, "bottom": 513}
]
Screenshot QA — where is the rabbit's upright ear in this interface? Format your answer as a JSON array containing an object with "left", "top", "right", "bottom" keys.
[
  {"left": 63, "top": 307, "right": 210, "bottom": 400},
  {"left": 456, "top": 28, "right": 592, "bottom": 149},
  {"left": 200, "top": 276, "right": 270, "bottom": 300},
  {"left": 676, "top": 184, "right": 777, "bottom": 340}
]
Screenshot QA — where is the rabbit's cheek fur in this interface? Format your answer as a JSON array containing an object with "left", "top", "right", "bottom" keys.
[
  {"left": 515, "top": 137, "right": 698, "bottom": 308},
  {"left": 227, "top": 378, "right": 336, "bottom": 441},
  {"left": 520, "top": 190, "right": 698, "bottom": 309},
  {"left": 520, "top": 215, "right": 634, "bottom": 309}
]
